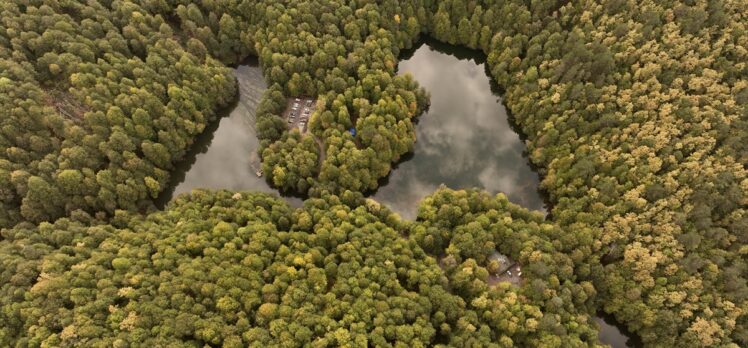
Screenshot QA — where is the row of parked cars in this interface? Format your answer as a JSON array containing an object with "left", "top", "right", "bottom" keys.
[{"left": 288, "top": 98, "right": 314, "bottom": 131}]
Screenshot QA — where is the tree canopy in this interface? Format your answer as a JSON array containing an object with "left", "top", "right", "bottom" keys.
[
  {"left": 1, "top": 0, "right": 746, "bottom": 346},
  {"left": 0, "top": 189, "right": 603, "bottom": 347}
]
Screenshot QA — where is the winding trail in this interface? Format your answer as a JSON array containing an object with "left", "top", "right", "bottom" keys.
[{"left": 314, "top": 135, "right": 326, "bottom": 172}]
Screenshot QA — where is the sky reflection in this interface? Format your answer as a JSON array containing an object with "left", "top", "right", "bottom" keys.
[
  {"left": 372, "top": 40, "right": 545, "bottom": 220},
  {"left": 157, "top": 62, "right": 303, "bottom": 207}
]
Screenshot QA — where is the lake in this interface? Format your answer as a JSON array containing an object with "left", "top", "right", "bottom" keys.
[
  {"left": 156, "top": 59, "right": 303, "bottom": 208},
  {"left": 372, "top": 38, "right": 545, "bottom": 220}
]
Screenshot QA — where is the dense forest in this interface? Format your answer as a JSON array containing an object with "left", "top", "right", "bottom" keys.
[
  {"left": 1, "top": 0, "right": 746, "bottom": 347},
  {"left": 1, "top": 189, "right": 604, "bottom": 346}
]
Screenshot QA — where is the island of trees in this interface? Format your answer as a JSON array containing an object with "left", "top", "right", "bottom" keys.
[{"left": 1, "top": 0, "right": 746, "bottom": 347}]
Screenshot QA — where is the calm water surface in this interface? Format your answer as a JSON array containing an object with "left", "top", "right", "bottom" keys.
[
  {"left": 372, "top": 39, "right": 545, "bottom": 220},
  {"left": 158, "top": 41, "right": 637, "bottom": 348},
  {"left": 374, "top": 38, "right": 638, "bottom": 348},
  {"left": 596, "top": 313, "right": 643, "bottom": 348},
  {"left": 157, "top": 60, "right": 302, "bottom": 208}
]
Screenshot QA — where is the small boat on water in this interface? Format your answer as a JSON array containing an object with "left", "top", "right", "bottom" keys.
[{"left": 256, "top": 169, "right": 262, "bottom": 177}]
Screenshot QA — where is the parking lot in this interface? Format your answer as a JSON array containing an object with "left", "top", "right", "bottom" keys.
[{"left": 283, "top": 97, "right": 316, "bottom": 134}]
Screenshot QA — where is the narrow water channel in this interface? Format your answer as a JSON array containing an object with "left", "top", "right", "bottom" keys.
[
  {"left": 156, "top": 59, "right": 302, "bottom": 208},
  {"left": 596, "top": 313, "right": 643, "bottom": 348}
]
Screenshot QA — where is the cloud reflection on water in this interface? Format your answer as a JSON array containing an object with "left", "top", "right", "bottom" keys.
[
  {"left": 158, "top": 63, "right": 303, "bottom": 207},
  {"left": 372, "top": 41, "right": 545, "bottom": 220}
]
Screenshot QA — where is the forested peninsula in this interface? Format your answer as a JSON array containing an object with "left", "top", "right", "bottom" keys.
[{"left": 1, "top": 0, "right": 746, "bottom": 347}]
